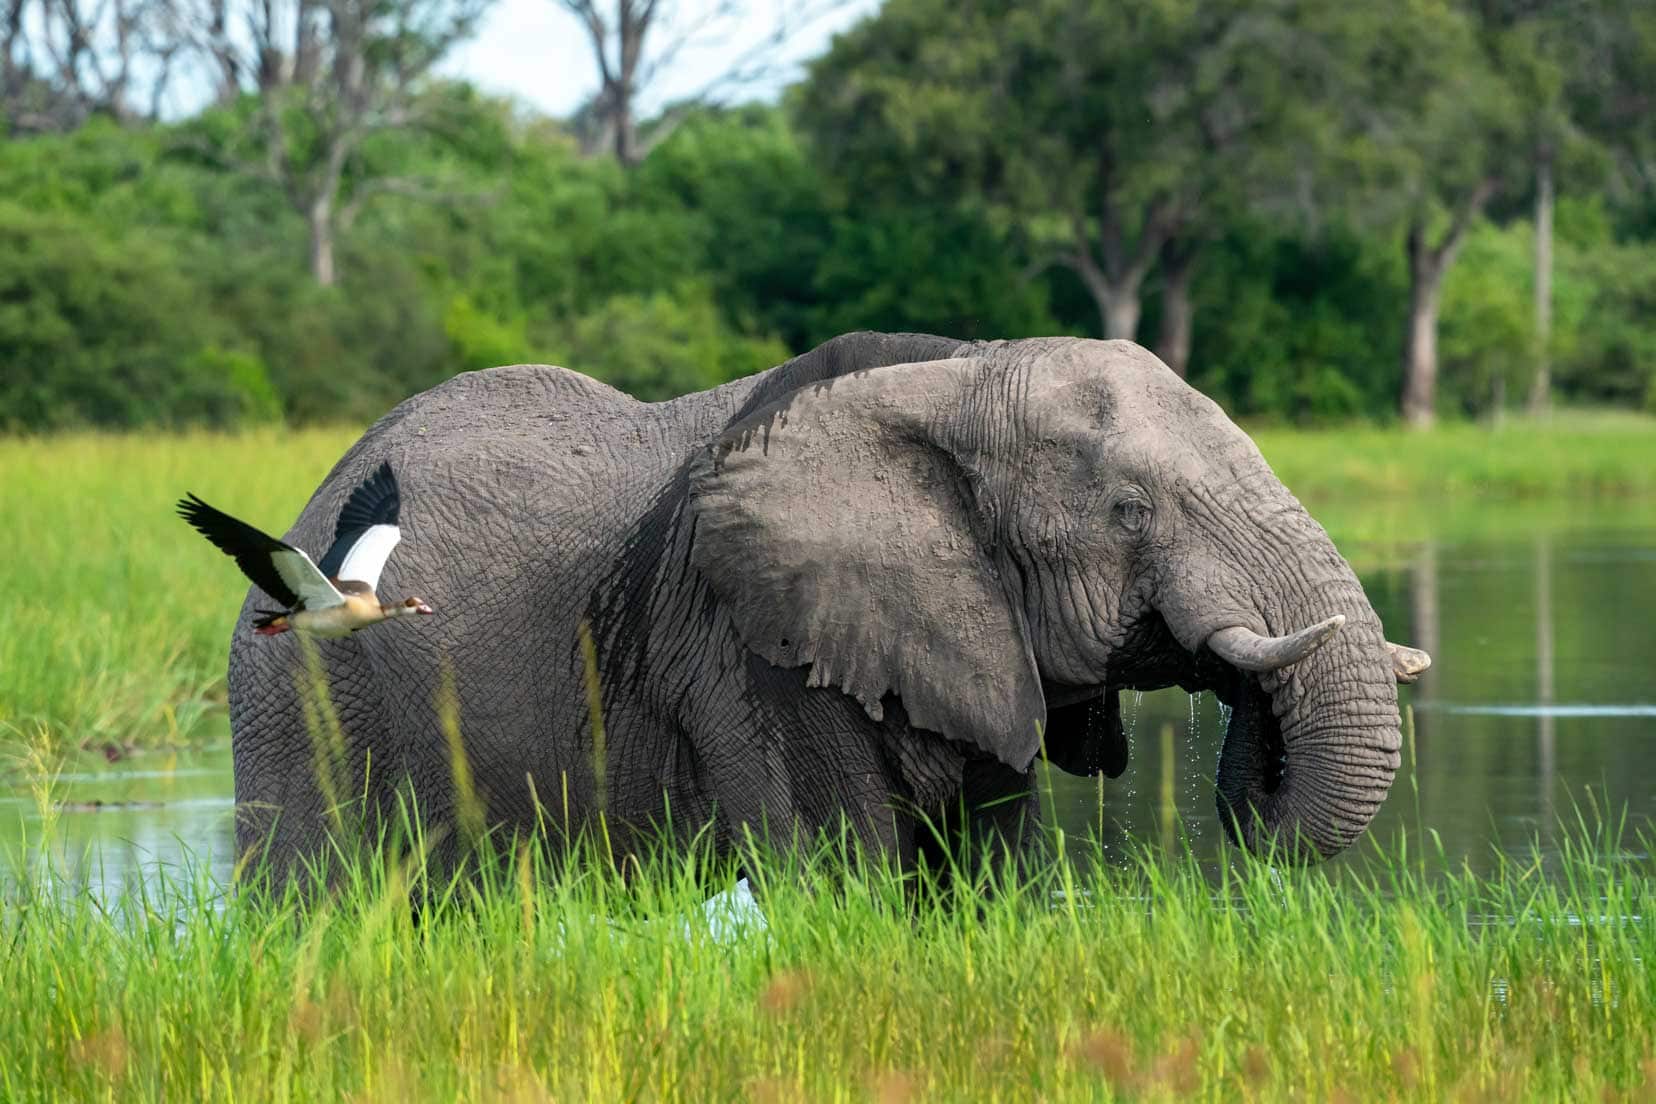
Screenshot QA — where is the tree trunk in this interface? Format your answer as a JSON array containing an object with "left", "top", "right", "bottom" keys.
[
  {"left": 1066, "top": 191, "right": 1173, "bottom": 344},
  {"left": 1399, "top": 180, "right": 1497, "bottom": 430},
  {"left": 1070, "top": 258, "right": 1144, "bottom": 342},
  {"left": 613, "top": 91, "right": 639, "bottom": 166},
  {"left": 1400, "top": 258, "right": 1443, "bottom": 429},
  {"left": 1101, "top": 294, "right": 1141, "bottom": 341},
  {"left": 1527, "top": 149, "right": 1553, "bottom": 415},
  {"left": 1155, "top": 242, "right": 1197, "bottom": 378},
  {"left": 308, "top": 199, "right": 336, "bottom": 287},
  {"left": 611, "top": 1, "right": 644, "bottom": 167}
]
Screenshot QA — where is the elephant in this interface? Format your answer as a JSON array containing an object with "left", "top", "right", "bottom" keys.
[{"left": 227, "top": 331, "right": 1428, "bottom": 881}]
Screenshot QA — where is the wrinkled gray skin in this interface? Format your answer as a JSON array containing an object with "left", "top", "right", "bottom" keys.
[{"left": 229, "top": 333, "right": 1406, "bottom": 880}]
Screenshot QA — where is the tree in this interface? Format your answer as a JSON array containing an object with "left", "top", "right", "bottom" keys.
[
  {"left": 798, "top": 0, "right": 1347, "bottom": 375},
  {"left": 1429, "top": 0, "right": 1656, "bottom": 418},
  {"left": 1564, "top": 0, "right": 1656, "bottom": 216},
  {"left": 798, "top": 0, "right": 1158, "bottom": 344},
  {"left": 173, "top": 0, "right": 490, "bottom": 285},
  {"left": 2, "top": 0, "right": 178, "bottom": 134},
  {"left": 1142, "top": 0, "right": 1366, "bottom": 376},
  {"left": 1463, "top": 1, "right": 1586, "bottom": 417},
  {"left": 558, "top": 0, "right": 848, "bottom": 166},
  {"left": 1310, "top": 0, "right": 1520, "bottom": 426},
  {"left": 0, "top": 200, "right": 282, "bottom": 429}
]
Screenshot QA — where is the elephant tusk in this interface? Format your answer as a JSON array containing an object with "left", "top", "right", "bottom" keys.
[
  {"left": 1206, "top": 614, "right": 1345, "bottom": 672},
  {"left": 1387, "top": 641, "right": 1432, "bottom": 683}
]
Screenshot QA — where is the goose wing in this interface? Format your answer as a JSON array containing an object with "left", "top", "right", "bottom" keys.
[
  {"left": 317, "top": 460, "right": 402, "bottom": 590},
  {"left": 177, "top": 494, "right": 345, "bottom": 611}
]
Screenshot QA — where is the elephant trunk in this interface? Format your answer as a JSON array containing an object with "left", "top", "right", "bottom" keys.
[
  {"left": 1163, "top": 492, "right": 1403, "bottom": 861},
  {"left": 1214, "top": 593, "right": 1401, "bottom": 860}
]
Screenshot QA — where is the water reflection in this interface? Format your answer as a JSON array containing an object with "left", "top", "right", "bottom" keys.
[
  {"left": 4, "top": 514, "right": 1653, "bottom": 891},
  {"left": 1535, "top": 537, "right": 1555, "bottom": 830},
  {"left": 1, "top": 748, "right": 237, "bottom": 896}
]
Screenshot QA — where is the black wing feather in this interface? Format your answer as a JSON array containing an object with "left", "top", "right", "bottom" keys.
[
  {"left": 176, "top": 494, "right": 302, "bottom": 608},
  {"left": 318, "top": 461, "right": 400, "bottom": 578}
]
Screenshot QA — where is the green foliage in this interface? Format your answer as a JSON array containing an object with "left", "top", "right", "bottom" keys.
[
  {"left": 3, "top": 5, "right": 1656, "bottom": 431},
  {"left": 1186, "top": 229, "right": 1406, "bottom": 423},
  {"left": 1433, "top": 201, "right": 1656, "bottom": 416},
  {"left": 442, "top": 293, "right": 531, "bottom": 374},
  {"left": 631, "top": 107, "right": 831, "bottom": 348},
  {"left": 1439, "top": 222, "right": 1536, "bottom": 415},
  {"left": 550, "top": 287, "right": 791, "bottom": 402},
  {"left": 1560, "top": 239, "right": 1656, "bottom": 411},
  {"left": 808, "top": 205, "right": 1060, "bottom": 342},
  {"left": 0, "top": 203, "right": 275, "bottom": 431},
  {"left": 174, "top": 348, "right": 285, "bottom": 427}
]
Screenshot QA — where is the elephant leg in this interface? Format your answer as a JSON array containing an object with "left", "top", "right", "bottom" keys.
[
  {"left": 229, "top": 633, "right": 393, "bottom": 890},
  {"left": 914, "top": 759, "right": 1040, "bottom": 897}
]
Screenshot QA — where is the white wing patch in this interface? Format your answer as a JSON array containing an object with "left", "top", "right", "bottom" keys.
[
  {"left": 271, "top": 547, "right": 346, "bottom": 609},
  {"left": 335, "top": 524, "right": 402, "bottom": 591}
]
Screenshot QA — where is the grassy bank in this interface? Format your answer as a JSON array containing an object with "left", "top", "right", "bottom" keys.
[
  {"left": 0, "top": 429, "right": 357, "bottom": 757},
  {"left": 1256, "top": 410, "right": 1656, "bottom": 502},
  {"left": 2, "top": 414, "right": 1652, "bottom": 755},
  {"left": 1258, "top": 410, "right": 1656, "bottom": 551},
  {"left": 3, "top": 816, "right": 1650, "bottom": 1102}
]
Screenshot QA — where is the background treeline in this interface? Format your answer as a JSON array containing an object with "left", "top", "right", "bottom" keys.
[{"left": 2, "top": 0, "right": 1653, "bottom": 431}]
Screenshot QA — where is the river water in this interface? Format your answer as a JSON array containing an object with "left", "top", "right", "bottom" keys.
[{"left": 5, "top": 500, "right": 1653, "bottom": 891}]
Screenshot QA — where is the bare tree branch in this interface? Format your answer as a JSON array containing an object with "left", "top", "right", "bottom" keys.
[
  {"left": 561, "top": 0, "right": 852, "bottom": 165},
  {"left": 3, "top": 0, "right": 177, "bottom": 132},
  {"left": 337, "top": 172, "right": 499, "bottom": 228},
  {"left": 154, "top": 0, "right": 487, "bottom": 284},
  {"left": 1409, "top": 174, "right": 1499, "bottom": 281}
]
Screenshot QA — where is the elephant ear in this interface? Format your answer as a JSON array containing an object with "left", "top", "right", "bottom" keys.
[{"left": 688, "top": 358, "right": 1046, "bottom": 770}]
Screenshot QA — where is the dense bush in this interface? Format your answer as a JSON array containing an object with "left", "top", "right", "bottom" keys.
[
  {"left": 0, "top": 204, "right": 278, "bottom": 430},
  {"left": 1181, "top": 230, "right": 1406, "bottom": 424},
  {"left": 549, "top": 286, "right": 791, "bottom": 401}
]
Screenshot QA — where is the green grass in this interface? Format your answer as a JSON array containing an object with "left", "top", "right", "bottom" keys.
[
  {"left": 1256, "top": 410, "right": 1656, "bottom": 503},
  {"left": 1256, "top": 410, "right": 1656, "bottom": 553},
  {"left": 0, "top": 429, "right": 357, "bottom": 757},
  {"left": 1, "top": 413, "right": 1653, "bottom": 755},
  {"left": 2, "top": 804, "right": 1650, "bottom": 1102}
]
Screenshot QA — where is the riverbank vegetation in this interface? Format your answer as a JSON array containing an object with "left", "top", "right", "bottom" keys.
[
  {"left": 2, "top": 805, "right": 1650, "bottom": 1102},
  {"left": 3, "top": 420, "right": 1653, "bottom": 756},
  {"left": 1258, "top": 410, "right": 1656, "bottom": 502},
  {"left": 0, "top": 429, "right": 355, "bottom": 756}
]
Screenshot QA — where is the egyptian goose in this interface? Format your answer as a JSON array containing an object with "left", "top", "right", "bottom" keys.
[{"left": 177, "top": 461, "right": 433, "bottom": 637}]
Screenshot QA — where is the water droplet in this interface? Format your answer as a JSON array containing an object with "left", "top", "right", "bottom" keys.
[{"left": 1182, "top": 692, "right": 1204, "bottom": 841}]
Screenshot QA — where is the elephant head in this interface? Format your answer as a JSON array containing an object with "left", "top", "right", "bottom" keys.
[{"left": 689, "top": 338, "right": 1423, "bottom": 861}]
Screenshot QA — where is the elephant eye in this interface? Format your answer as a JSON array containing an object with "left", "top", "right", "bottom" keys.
[{"left": 1114, "top": 497, "right": 1151, "bottom": 533}]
